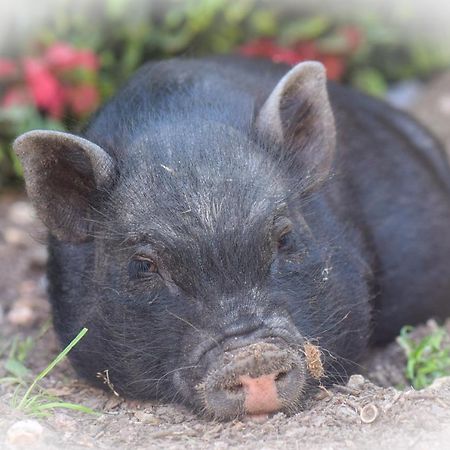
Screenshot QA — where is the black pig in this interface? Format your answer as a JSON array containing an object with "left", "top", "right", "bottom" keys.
[{"left": 14, "top": 57, "right": 450, "bottom": 420}]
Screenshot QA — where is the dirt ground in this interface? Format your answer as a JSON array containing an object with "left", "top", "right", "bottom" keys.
[{"left": 2, "top": 74, "right": 450, "bottom": 449}]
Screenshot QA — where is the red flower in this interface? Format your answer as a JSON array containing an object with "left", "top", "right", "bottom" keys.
[
  {"left": 239, "top": 38, "right": 280, "bottom": 59},
  {"left": 316, "top": 54, "right": 345, "bottom": 80},
  {"left": 292, "top": 42, "right": 319, "bottom": 61},
  {"left": 240, "top": 39, "right": 321, "bottom": 65},
  {"left": 23, "top": 58, "right": 65, "bottom": 118},
  {"left": 0, "top": 41, "right": 100, "bottom": 120},
  {"left": 63, "top": 84, "right": 99, "bottom": 116},
  {"left": 45, "top": 43, "right": 99, "bottom": 72},
  {"left": 269, "top": 48, "right": 304, "bottom": 65},
  {"left": 239, "top": 38, "right": 347, "bottom": 80},
  {"left": 0, "top": 59, "right": 17, "bottom": 78},
  {"left": 339, "top": 26, "right": 363, "bottom": 52}
]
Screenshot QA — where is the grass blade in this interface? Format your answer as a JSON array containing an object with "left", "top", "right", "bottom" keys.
[
  {"left": 18, "top": 327, "right": 88, "bottom": 410},
  {"left": 34, "top": 401, "right": 98, "bottom": 415}
]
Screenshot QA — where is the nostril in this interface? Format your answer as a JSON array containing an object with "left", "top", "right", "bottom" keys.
[
  {"left": 274, "top": 371, "right": 288, "bottom": 382},
  {"left": 225, "top": 382, "right": 243, "bottom": 394}
]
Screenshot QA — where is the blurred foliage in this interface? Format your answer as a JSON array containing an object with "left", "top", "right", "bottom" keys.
[
  {"left": 1, "top": 0, "right": 450, "bottom": 189},
  {"left": 398, "top": 325, "right": 450, "bottom": 390}
]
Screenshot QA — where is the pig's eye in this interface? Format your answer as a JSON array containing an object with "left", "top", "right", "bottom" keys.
[
  {"left": 278, "top": 232, "right": 291, "bottom": 250},
  {"left": 278, "top": 231, "right": 294, "bottom": 252},
  {"left": 275, "top": 218, "right": 294, "bottom": 252},
  {"left": 128, "top": 257, "right": 159, "bottom": 279}
]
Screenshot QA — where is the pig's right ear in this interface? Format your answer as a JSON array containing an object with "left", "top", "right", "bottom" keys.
[
  {"left": 256, "top": 61, "right": 335, "bottom": 186},
  {"left": 13, "top": 130, "right": 115, "bottom": 243}
]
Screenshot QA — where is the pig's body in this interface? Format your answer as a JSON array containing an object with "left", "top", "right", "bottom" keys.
[{"left": 15, "top": 57, "right": 450, "bottom": 420}]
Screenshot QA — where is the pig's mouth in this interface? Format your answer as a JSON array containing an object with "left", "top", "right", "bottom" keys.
[{"left": 194, "top": 341, "right": 307, "bottom": 421}]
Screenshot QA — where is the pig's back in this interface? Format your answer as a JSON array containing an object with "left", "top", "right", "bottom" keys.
[{"left": 327, "top": 81, "right": 450, "bottom": 342}]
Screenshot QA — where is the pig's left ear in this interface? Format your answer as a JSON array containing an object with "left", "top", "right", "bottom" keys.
[
  {"left": 13, "top": 130, "right": 115, "bottom": 242},
  {"left": 256, "top": 61, "right": 336, "bottom": 184}
]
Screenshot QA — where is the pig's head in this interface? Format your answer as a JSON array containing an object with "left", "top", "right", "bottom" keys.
[{"left": 14, "top": 61, "right": 371, "bottom": 420}]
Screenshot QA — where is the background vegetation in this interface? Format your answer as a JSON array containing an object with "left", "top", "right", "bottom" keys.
[{"left": 1, "top": 0, "right": 450, "bottom": 189}]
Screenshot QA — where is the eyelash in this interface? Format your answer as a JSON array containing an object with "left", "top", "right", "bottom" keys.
[
  {"left": 128, "top": 257, "right": 158, "bottom": 280},
  {"left": 275, "top": 217, "right": 294, "bottom": 252}
]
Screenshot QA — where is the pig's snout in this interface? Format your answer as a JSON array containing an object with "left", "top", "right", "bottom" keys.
[{"left": 200, "top": 342, "right": 305, "bottom": 420}]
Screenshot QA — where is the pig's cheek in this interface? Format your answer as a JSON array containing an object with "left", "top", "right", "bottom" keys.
[{"left": 172, "top": 367, "right": 195, "bottom": 399}]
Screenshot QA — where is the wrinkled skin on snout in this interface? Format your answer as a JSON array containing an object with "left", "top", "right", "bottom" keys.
[{"left": 14, "top": 57, "right": 450, "bottom": 420}]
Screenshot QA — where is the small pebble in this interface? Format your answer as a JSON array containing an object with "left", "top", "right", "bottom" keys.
[
  {"left": 314, "top": 389, "right": 330, "bottom": 400},
  {"left": 7, "top": 304, "right": 36, "bottom": 327},
  {"left": 360, "top": 404, "right": 379, "bottom": 424},
  {"left": 134, "top": 411, "right": 161, "bottom": 425},
  {"left": 29, "top": 246, "right": 48, "bottom": 270},
  {"left": 3, "top": 227, "right": 32, "bottom": 248},
  {"left": 8, "top": 201, "right": 35, "bottom": 226},
  {"left": 6, "top": 419, "right": 44, "bottom": 446},
  {"left": 104, "top": 396, "right": 123, "bottom": 411},
  {"left": 347, "top": 374, "right": 366, "bottom": 390}
]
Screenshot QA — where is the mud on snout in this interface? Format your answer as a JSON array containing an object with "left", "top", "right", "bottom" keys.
[{"left": 195, "top": 341, "right": 315, "bottom": 421}]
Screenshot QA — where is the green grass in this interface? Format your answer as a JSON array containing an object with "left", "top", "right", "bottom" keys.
[
  {"left": 1, "top": 327, "right": 98, "bottom": 417},
  {"left": 397, "top": 325, "right": 450, "bottom": 390}
]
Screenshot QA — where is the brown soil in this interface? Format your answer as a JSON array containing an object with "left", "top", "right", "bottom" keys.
[{"left": 2, "top": 75, "right": 450, "bottom": 449}]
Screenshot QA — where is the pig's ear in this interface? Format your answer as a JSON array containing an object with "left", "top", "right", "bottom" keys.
[
  {"left": 256, "top": 61, "right": 336, "bottom": 184},
  {"left": 13, "top": 130, "right": 115, "bottom": 243}
]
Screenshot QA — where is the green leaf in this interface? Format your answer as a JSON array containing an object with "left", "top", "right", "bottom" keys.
[
  {"left": 351, "top": 68, "right": 388, "bottom": 97},
  {"left": 398, "top": 325, "right": 450, "bottom": 390},
  {"left": 249, "top": 9, "right": 277, "bottom": 36},
  {"left": 106, "top": 0, "right": 130, "bottom": 20},
  {"left": 279, "top": 16, "right": 330, "bottom": 45}
]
